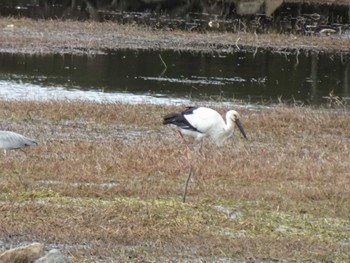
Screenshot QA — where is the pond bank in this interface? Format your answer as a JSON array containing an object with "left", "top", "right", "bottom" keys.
[{"left": 0, "top": 17, "right": 349, "bottom": 56}]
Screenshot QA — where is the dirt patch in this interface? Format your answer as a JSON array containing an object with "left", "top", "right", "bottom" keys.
[{"left": 0, "top": 17, "right": 349, "bottom": 56}]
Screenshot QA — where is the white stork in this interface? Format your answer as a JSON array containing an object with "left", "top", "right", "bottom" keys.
[{"left": 163, "top": 106, "right": 248, "bottom": 146}]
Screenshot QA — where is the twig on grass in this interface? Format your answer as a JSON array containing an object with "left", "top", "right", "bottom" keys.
[
  {"left": 159, "top": 54, "right": 167, "bottom": 76},
  {"left": 235, "top": 38, "right": 241, "bottom": 51}
]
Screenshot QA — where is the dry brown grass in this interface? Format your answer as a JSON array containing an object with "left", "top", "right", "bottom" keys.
[
  {"left": 0, "top": 100, "right": 349, "bottom": 262},
  {"left": 0, "top": 17, "right": 349, "bottom": 55}
]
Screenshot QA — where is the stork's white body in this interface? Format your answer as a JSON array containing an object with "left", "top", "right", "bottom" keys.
[
  {"left": 180, "top": 107, "right": 235, "bottom": 145},
  {"left": 0, "top": 131, "right": 37, "bottom": 150},
  {"left": 163, "top": 107, "right": 247, "bottom": 146}
]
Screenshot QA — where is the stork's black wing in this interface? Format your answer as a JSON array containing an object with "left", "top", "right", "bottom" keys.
[{"left": 163, "top": 107, "right": 201, "bottom": 132}]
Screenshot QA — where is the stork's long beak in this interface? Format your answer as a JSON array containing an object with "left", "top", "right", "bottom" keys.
[{"left": 235, "top": 119, "right": 248, "bottom": 140}]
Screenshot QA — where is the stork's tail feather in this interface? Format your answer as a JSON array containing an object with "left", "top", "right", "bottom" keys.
[{"left": 163, "top": 113, "right": 181, "bottom": 125}]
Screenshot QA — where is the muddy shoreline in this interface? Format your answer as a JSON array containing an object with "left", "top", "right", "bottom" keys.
[{"left": 0, "top": 18, "right": 349, "bottom": 56}]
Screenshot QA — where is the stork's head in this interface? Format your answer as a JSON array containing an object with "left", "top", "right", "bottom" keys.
[
  {"left": 227, "top": 110, "right": 248, "bottom": 140},
  {"left": 227, "top": 110, "right": 240, "bottom": 121}
]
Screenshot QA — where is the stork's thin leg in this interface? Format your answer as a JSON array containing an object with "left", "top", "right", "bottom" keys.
[
  {"left": 177, "top": 130, "right": 186, "bottom": 143},
  {"left": 182, "top": 164, "right": 194, "bottom": 203},
  {"left": 177, "top": 131, "right": 192, "bottom": 151},
  {"left": 198, "top": 140, "right": 204, "bottom": 153}
]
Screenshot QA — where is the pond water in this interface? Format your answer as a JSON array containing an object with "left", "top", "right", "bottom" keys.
[{"left": 0, "top": 50, "right": 349, "bottom": 106}]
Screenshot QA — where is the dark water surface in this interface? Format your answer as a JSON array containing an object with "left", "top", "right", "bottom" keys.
[{"left": 0, "top": 50, "right": 349, "bottom": 105}]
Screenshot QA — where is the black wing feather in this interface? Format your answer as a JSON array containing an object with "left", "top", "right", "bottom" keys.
[{"left": 163, "top": 106, "right": 201, "bottom": 132}]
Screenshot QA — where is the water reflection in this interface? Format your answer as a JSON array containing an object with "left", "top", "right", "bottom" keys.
[
  {"left": 0, "top": 50, "right": 349, "bottom": 105},
  {"left": 0, "top": 79, "right": 189, "bottom": 105}
]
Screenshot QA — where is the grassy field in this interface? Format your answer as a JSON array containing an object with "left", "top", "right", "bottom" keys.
[{"left": 0, "top": 99, "right": 349, "bottom": 262}]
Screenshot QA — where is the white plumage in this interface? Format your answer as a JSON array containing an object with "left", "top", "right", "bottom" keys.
[
  {"left": 163, "top": 106, "right": 248, "bottom": 146},
  {"left": 0, "top": 131, "right": 37, "bottom": 150}
]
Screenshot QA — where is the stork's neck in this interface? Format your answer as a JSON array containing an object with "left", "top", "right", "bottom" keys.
[
  {"left": 224, "top": 113, "right": 235, "bottom": 132},
  {"left": 212, "top": 113, "right": 235, "bottom": 146}
]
